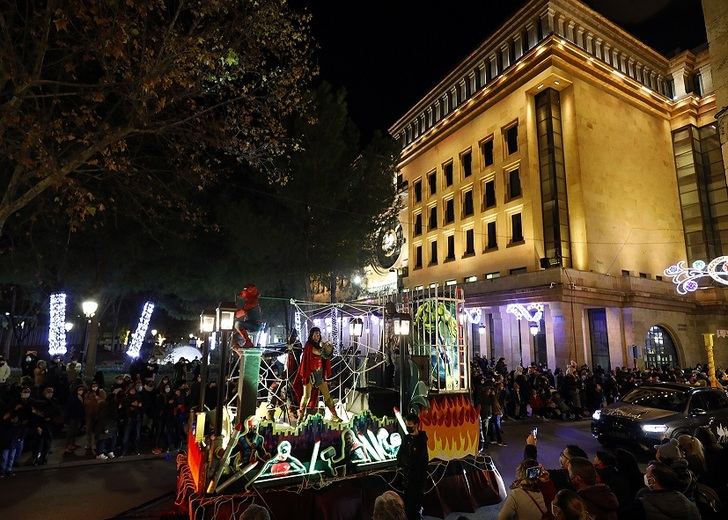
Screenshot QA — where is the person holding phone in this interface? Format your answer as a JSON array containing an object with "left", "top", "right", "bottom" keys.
[{"left": 498, "top": 458, "right": 549, "bottom": 520}]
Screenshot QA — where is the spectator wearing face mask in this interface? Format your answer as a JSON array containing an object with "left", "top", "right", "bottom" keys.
[
  {"left": 631, "top": 461, "right": 700, "bottom": 520},
  {"left": 0, "top": 357, "right": 11, "bottom": 386},
  {"left": 94, "top": 395, "right": 117, "bottom": 459},
  {"left": 21, "top": 353, "right": 37, "bottom": 379},
  {"left": 397, "top": 412, "right": 429, "bottom": 520},
  {"left": 122, "top": 384, "right": 144, "bottom": 456},
  {"left": 64, "top": 384, "right": 86, "bottom": 454},
  {"left": 653, "top": 439, "right": 697, "bottom": 501},
  {"left": 153, "top": 384, "right": 178, "bottom": 454},
  {"left": 567, "top": 457, "right": 619, "bottom": 520},
  {"left": 84, "top": 381, "right": 106, "bottom": 455}
]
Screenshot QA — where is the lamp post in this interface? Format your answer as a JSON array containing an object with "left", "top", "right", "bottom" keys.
[
  {"left": 82, "top": 300, "right": 99, "bottom": 377},
  {"left": 213, "top": 303, "right": 236, "bottom": 436},
  {"left": 198, "top": 310, "right": 215, "bottom": 411},
  {"left": 394, "top": 312, "right": 411, "bottom": 414}
]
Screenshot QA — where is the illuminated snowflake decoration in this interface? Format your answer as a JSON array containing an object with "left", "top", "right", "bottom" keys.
[
  {"left": 664, "top": 257, "right": 728, "bottom": 295},
  {"left": 466, "top": 308, "right": 482, "bottom": 324},
  {"left": 506, "top": 303, "right": 544, "bottom": 322},
  {"left": 48, "top": 293, "right": 68, "bottom": 356},
  {"left": 127, "top": 301, "right": 155, "bottom": 359}
]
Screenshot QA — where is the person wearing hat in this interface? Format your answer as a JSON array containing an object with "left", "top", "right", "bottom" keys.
[
  {"left": 297, "top": 327, "right": 340, "bottom": 422},
  {"left": 654, "top": 439, "right": 696, "bottom": 500}
]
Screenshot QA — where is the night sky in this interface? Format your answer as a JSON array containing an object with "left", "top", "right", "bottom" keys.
[{"left": 299, "top": 0, "right": 707, "bottom": 141}]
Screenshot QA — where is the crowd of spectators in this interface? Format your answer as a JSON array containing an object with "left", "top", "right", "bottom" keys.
[{"left": 0, "top": 353, "right": 207, "bottom": 476}]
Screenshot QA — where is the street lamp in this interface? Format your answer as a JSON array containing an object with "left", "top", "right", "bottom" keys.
[
  {"left": 64, "top": 322, "right": 74, "bottom": 332},
  {"left": 82, "top": 300, "right": 98, "bottom": 319},
  {"left": 349, "top": 317, "right": 364, "bottom": 338},
  {"left": 393, "top": 311, "right": 411, "bottom": 414},
  {"left": 529, "top": 323, "right": 540, "bottom": 336},
  {"left": 82, "top": 299, "right": 99, "bottom": 376},
  {"left": 214, "top": 302, "right": 237, "bottom": 436},
  {"left": 393, "top": 314, "right": 411, "bottom": 337}
]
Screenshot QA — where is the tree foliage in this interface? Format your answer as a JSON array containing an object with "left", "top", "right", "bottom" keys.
[{"left": 0, "top": 0, "right": 315, "bottom": 234}]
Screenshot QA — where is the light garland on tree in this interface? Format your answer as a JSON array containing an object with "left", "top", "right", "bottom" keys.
[
  {"left": 48, "top": 293, "right": 68, "bottom": 356},
  {"left": 127, "top": 301, "right": 155, "bottom": 359}
]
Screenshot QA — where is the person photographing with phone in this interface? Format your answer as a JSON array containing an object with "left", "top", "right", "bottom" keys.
[{"left": 498, "top": 458, "right": 551, "bottom": 520}]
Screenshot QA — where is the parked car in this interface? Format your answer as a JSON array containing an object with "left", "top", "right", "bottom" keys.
[{"left": 592, "top": 382, "right": 728, "bottom": 451}]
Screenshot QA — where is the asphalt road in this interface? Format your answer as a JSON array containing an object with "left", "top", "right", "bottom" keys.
[
  {"left": 0, "top": 458, "right": 178, "bottom": 520},
  {"left": 0, "top": 418, "right": 601, "bottom": 520}
]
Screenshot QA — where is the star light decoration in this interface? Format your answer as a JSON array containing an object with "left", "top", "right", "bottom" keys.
[
  {"left": 663, "top": 257, "right": 728, "bottom": 295},
  {"left": 48, "top": 293, "right": 68, "bottom": 356},
  {"left": 127, "top": 301, "right": 155, "bottom": 359}
]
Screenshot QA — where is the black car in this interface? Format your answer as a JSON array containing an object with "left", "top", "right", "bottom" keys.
[{"left": 592, "top": 382, "right": 728, "bottom": 451}]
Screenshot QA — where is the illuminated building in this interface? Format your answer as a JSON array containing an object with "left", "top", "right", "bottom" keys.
[{"left": 389, "top": 0, "right": 727, "bottom": 370}]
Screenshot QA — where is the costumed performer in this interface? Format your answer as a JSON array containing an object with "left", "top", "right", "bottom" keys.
[
  {"left": 233, "top": 284, "right": 263, "bottom": 353},
  {"left": 297, "top": 327, "right": 341, "bottom": 422}
]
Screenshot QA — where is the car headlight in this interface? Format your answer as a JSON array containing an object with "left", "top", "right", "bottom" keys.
[
  {"left": 592, "top": 410, "right": 601, "bottom": 420},
  {"left": 641, "top": 424, "right": 668, "bottom": 433}
]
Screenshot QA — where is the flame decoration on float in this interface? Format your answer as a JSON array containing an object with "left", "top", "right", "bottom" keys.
[
  {"left": 420, "top": 394, "right": 480, "bottom": 461},
  {"left": 664, "top": 258, "right": 728, "bottom": 295}
]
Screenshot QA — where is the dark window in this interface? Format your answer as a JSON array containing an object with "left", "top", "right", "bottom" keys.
[
  {"left": 506, "top": 124, "right": 518, "bottom": 155},
  {"left": 508, "top": 168, "right": 522, "bottom": 199},
  {"left": 428, "top": 171, "right": 437, "bottom": 196},
  {"left": 430, "top": 240, "right": 438, "bottom": 265},
  {"left": 465, "top": 229, "right": 475, "bottom": 255},
  {"left": 444, "top": 162, "right": 453, "bottom": 187},
  {"left": 510, "top": 267, "right": 527, "bottom": 275},
  {"left": 444, "top": 199, "right": 455, "bottom": 224},
  {"left": 414, "top": 180, "right": 422, "bottom": 203},
  {"left": 415, "top": 246, "right": 423, "bottom": 269},
  {"left": 428, "top": 206, "right": 437, "bottom": 230},
  {"left": 621, "top": 270, "right": 630, "bottom": 276},
  {"left": 639, "top": 272, "right": 648, "bottom": 279},
  {"left": 486, "top": 221, "right": 497, "bottom": 249},
  {"left": 446, "top": 235, "right": 455, "bottom": 260},
  {"left": 588, "top": 308, "right": 610, "bottom": 370},
  {"left": 511, "top": 213, "right": 523, "bottom": 242},
  {"left": 462, "top": 151, "right": 472, "bottom": 178},
  {"left": 414, "top": 214, "right": 422, "bottom": 236},
  {"left": 484, "top": 180, "right": 496, "bottom": 208},
  {"left": 482, "top": 138, "right": 494, "bottom": 167},
  {"left": 463, "top": 190, "right": 474, "bottom": 216}
]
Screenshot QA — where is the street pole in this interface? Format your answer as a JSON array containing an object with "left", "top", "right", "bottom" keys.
[
  {"left": 84, "top": 315, "right": 99, "bottom": 378},
  {"left": 214, "top": 331, "right": 228, "bottom": 435},
  {"left": 198, "top": 334, "right": 211, "bottom": 411},
  {"left": 399, "top": 334, "right": 407, "bottom": 414}
]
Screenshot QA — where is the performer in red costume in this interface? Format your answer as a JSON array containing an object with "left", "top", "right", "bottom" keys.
[
  {"left": 297, "top": 327, "right": 341, "bottom": 422},
  {"left": 233, "top": 284, "right": 262, "bottom": 353}
]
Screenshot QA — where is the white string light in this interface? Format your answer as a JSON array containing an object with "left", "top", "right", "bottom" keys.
[
  {"left": 127, "top": 301, "right": 155, "bottom": 359},
  {"left": 48, "top": 293, "right": 67, "bottom": 355}
]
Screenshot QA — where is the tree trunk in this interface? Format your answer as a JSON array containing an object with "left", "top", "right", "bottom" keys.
[
  {"left": 329, "top": 271, "right": 337, "bottom": 303},
  {"left": 84, "top": 315, "right": 100, "bottom": 378},
  {"left": 1, "top": 286, "right": 16, "bottom": 360}
]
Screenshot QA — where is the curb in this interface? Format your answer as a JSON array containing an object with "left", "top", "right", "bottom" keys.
[{"left": 13, "top": 452, "right": 171, "bottom": 473}]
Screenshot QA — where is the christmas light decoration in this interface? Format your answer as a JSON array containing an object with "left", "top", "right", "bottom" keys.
[
  {"left": 48, "top": 293, "right": 68, "bottom": 355},
  {"left": 127, "top": 301, "right": 155, "bottom": 359},
  {"left": 506, "top": 303, "right": 544, "bottom": 322},
  {"left": 664, "top": 257, "right": 728, "bottom": 294}
]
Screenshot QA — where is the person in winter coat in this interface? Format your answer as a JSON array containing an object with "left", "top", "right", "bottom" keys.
[
  {"left": 93, "top": 398, "right": 117, "bottom": 459},
  {"left": 152, "top": 383, "right": 178, "bottom": 454},
  {"left": 33, "top": 360, "right": 47, "bottom": 389},
  {"left": 630, "top": 461, "right": 700, "bottom": 520},
  {"left": 122, "top": 384, "right": 144, "bottom": 455},
  {"left": 498, "top": 458, "right": 549, "bottom": 520},
  {"left": 0, "top": 356, "right": 11, "bottom": 385},
  {"left": 568, "top": 457, "right": 619, "bottom": 520},
  {"left": 64, "top": 385, "right": 86, "bottom": 453},
  {"left": 654, "top": 439, "right": 696, "bottom": 501},
  {"left": 84, "top": 381, "right": 106, "bottom": 454},
  {"left": 396, "top": 412, "right": 429, "bottom": 520},
  {"left": 614, "top": 448, "right": 645, "bottom": 504},
  {"left": 594, "top": 450, "right": 632, "bottom": 514},
  {"left": 478, "top": 384, "right": 493, "bottom": 452}
]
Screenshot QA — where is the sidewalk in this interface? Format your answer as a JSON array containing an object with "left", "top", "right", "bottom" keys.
[{"left": 12, "top": 434, "right": 173, "bottom": 473}]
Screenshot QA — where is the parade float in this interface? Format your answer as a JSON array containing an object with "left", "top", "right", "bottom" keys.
[{"left": 176, "top": 285, "right": 505, "bottom": 519}]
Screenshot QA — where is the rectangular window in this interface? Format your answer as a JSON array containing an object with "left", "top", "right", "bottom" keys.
[
  {"left": 639, "top": 272, "right": 648, "bottom": 279},
  {"left": 414, "top": 180, "right": 422, "bottom": 203},
  {"left": 461, "top": 150, "right": 472, "bottom": 178},
  {"left": 505, "top": 123, "right": 518, "bottom": 155},
  {"left": 446, "top": 235, "right": 455, "bottom": 260},
  {"left": 415, "top": 246, "right": 423, "bottom": 269},
  {"left": 484, "top": 179, "right": 496, "bottom": 208},
  {"left": 486, "top": 221, "right": 497, "bottom": 250},
  {"left": 428, "top": 171, "right": 437, "bottom": 196},
  {"left": 428, "top": 205, "right": 438, "bottom": 230},
  {"left": 413, "top": 213, "right": 422, "bottom": 236},
  {"left": 444, "top": 161, "right": 453, "bottom": 187},
  {"left": 444, "top": 198, "right": 455, "bottom": 224},
  {"left": 621, "top": 270, "right": 630, "bottom": 276},
  {"left": 464, "top": 229, "right": 475, "bottom": 256},
  {"left": 463, "top": 189, "right": 474, "bottom": 216},
  {"left": 508, "top": 168, "right": 522, "bottom": 199},
  {"left": 510, "top": 267, "right": 527, "bottom": 275},
  {"left": 485, "top": 271, "right": 500, "bottom": 279},
  {"left": 482, "top": 138, "right": 494, "bottom": 167},
  {"left": 511, "top": 213, "right": 523, "bottom": 243},
  {"left": 430, "top": 240, "right": 438, "bottom": 265}
]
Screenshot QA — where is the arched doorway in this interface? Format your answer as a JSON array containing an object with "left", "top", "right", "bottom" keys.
[{"left": 644, "top": 325, "right": 679, "bottom": 368}]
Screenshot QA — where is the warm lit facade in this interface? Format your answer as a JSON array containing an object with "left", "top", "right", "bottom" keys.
[{"left": 389, "top": 0, "right": 728, "bottom": 371}]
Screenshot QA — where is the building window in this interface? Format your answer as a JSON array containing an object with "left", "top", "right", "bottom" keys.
[
  {"left": 507, "top": 167, "right": 522, "bottom": 199},
  {"left": 505, "top": 123, "right": 518, "bottom": 155},
  {"left": 462, "top": 189, "right": 474, "bottom": 217},
  {"left": 464, "top": 229, "right": 475, "bottom": 256},
  {"left": 481, "top": 137, "right": 494, "bottom": 167},
  {"left": 483, "top": 179, "right": 496, "bottom": 209},
  {"left": 486, "top": 221, "right": 497, "bottom": 250},
  {"left": 414, "top": 180, "right": 422, "bottom": 203},
  {"left": 444, "top": 198, "right": 455, "bottom": 224},
  {"left": 461, "top": 150, "right": 472, "bottom": 178},
  {"left": 510, "top": 267, "right": 527, "bottom": 275},
  {"left": 415, "top": 245, "right": 423, "bottom": 269},
  {"left": 446, "top": 235, "right": 455, "bottom": 261},
  {"left": 428, "top": 171, "right": 437, "bottom": 196},
  {"left": 621, "top": 270, "right": 630, "bottom": 276},
  {"left": 510, "top": 213, "right": 523, "bottom": 243},
  {"left": 444, "top": 161, "right": 453, "bottom": 187},
  {"left": 485, "top": 271, "right": 500, "bottom": 279},
  {"left": 639, "top": 272, "right": 648, "bottom": 279},
  {"left": 428, "top": 205, "right": 438, "bottom": 230},
  {"left": 413, "top": 213, "right": 422, "bottom": 236},
  {"left": 429, "top": 240, "right": 438, "bottom": 265}
]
